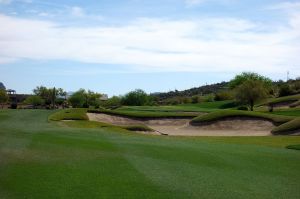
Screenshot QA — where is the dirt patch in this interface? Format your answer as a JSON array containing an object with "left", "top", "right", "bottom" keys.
[{"left": 87, "top": 113, "right": 274, "bottom": 136}]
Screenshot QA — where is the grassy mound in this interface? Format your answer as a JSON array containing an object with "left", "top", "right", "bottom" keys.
[
  {"left": 191, "top": 110, "right": 294, "bottom": 125},
  {"left": 50, "top": 109, "right": 154, "bottom": 132},
  {"left": 123, "top": 125, "right": 154, "bottom": 132},
  {"left": 260, "top": 94, "right": 300, "bottom": 106},
  {"left": 270, "top": 108, "right": 300, "bottom": 117},
  {"left": 286, "top": 144, "right": 300, "bottom": 150},
  {"left": 49, "top": 109, "right": 88, "bottom": 121},
  {"left": 117, "top": 100, "right": 236, "bottom": 113},
  {"left": 88, "top": 109, "right": 200, "bottom": 118},
  {"left": 62, "top": 120, "right": 154, "bottom": 132},
  {"left": 290, "top": 100, "right": 300, "bottom": 108},
  {"left": 272, "top": 118, "right": 300, "bottom": 135}
]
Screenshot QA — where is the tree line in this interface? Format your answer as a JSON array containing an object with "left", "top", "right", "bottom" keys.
[{"left": 1, "top": 72, "right": 299, "bottom": 110}]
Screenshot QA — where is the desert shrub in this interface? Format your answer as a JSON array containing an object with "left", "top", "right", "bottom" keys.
[
  {"left": 279, "top": 84, "right": 293, "bottom": 97},
  {"left": 101, "top": 96, "right": 122, "bottom": 109},
  {"left": 191, "top": 96, "right": 201, "bottom": 104},
  {"left": 203, "top": 94, "right": 215, "bottom": 102},
  {"left": 182, "top": 97, "right": 191, "bottom": 104},
  {"left": 24, "top": 95, "right": 44, "bottom": 108},
  {"left": 214, "top": 91, "right": 234, "bottom": 101}
]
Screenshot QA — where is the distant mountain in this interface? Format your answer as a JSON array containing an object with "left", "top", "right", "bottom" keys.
[
  {"left": 0, "top": 82, "right": 6, "bottom": 90},
  {"left": 152, "top": 81, "right": 229, "bottom": 99}
]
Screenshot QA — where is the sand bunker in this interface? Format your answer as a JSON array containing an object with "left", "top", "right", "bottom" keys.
[{"left": 87, "top": 113, "right": 274, "bottom": 136}]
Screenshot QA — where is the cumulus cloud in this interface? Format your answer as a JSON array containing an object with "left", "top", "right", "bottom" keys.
[{"left": 0, "top": 13, "right": 299, "bottom": 74}]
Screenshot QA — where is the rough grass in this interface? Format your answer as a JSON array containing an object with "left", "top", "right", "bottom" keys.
[
  {"left": 122, "top": 125, "right": 154, "bottom": 132},
  {"left": 1, "top": 110, "right": 300, "bottom": 198},
  {"left": 88, "top": 109, "right": 200, "bottom": 118},
  {"left": 48, "top": 108, "right": 88, "bottom": 121},
  {"left": 286, "top": 144, "right": 300, "bottom": 150},
  {"left": 61, "top": 120, "right": 154, "bottom": 132},
  {"left": 272, "top": 118, "right": 300, "bottom": 135},
  {"left": 191, "top": 110, "right": 294, "bottom": 125}
]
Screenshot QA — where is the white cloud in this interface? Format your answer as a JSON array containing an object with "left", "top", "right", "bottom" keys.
[{"left": 0, "top": 13, "right": 299, "bottom": 74}]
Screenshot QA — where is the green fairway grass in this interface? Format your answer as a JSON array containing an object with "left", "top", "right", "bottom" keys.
[{"left": 1, "top": 109, "right": 300, "bottom": 198}]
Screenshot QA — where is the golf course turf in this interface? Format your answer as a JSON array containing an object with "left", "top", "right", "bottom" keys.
[{"left": 1, "top": 109, "right": 300, "bottom": 198}]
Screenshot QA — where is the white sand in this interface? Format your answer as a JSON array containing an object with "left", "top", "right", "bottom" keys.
[{"left": 87, "top": 113, "right": 274, "bottom": 136}]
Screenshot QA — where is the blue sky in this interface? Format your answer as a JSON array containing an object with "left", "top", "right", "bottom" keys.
[{"left": 0, "top": 0, "right": 299, "bottom": 96}]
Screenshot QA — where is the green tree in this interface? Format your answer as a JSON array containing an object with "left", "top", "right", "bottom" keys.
[
  {"left": 229, "top": 72, "right": 272, "bottom": 89},
  {"left": 235, "top": 79, "right": 268, "bottom": 111},
  {"left": 24, "top": 95, "right": 44, "bottom": 108},
  {"left": 0, "top": 89, "right": 9, "bottom": 108},
  {"left": 33, "top": 86, "right": 64, "bottom": 109},
  {"left": 102, "top": 96, "right": 122, "bottom": 109},
  {"left": 68, "top": 89, "right": 86, "bottom": 108},
  {"left": 87, "top": 90, "right": 101, "bottom": 108},
  {"left": 121, "top": 89, "right": 150, "bottom": 106},
  {"left": 33, "top": 86, "right": 50, "bottom": 104}
]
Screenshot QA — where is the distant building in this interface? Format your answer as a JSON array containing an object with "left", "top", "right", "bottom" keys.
[
  {"left": 100, "top": 94, "right": 108, "bottom": 101},
  {"left": 6, "top": 89, "right": 16, "bottom": 95}
]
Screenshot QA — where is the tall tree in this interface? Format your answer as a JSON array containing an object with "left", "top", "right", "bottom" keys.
[
  {"left": 33, "top": 86, "right": 63, "bottom": 109},
  {"left": 235, "top": 79, "right": 268, "bottom": 111},
  {"left": 121, "top": 89, "right": 150, "bottom": 106},
  {"left": 68, "top": 89, "right": 86, "bottom": 108},
  {"left": 0, "top": 89, "right": 9, "bottom": 109},
  {"left": 229, "top": 72, "right": 272, "bottom": 89}
]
